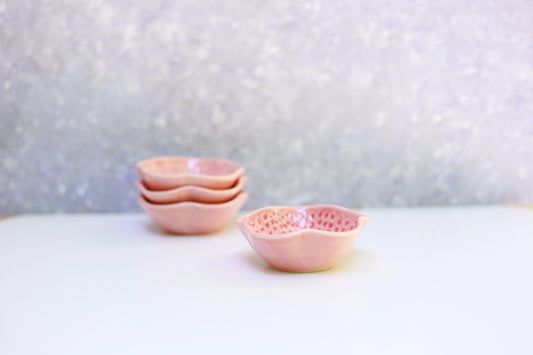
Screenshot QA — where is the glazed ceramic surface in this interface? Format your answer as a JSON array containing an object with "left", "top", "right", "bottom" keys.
[
  {"left": 136, "top": 157, "right": 245, "bottom": 191},
  {"left": 134, "top": 176, "right": 247, "bottom": 205},
  {"left": 138, "top": 192, "right": 248, "bottom": 235},
  {"left": 236, "top": 205, "right": 369, "bottom": 272}
]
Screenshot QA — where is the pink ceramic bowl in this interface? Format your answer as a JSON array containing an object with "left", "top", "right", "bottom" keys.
[
  {"left": 136, "top": 157, "right": 245, "bottom": 191},
  {"left": 138, "top": 192, "right": 248, "bottom": 235},
  {"left": 134, "top": 176, "right": 247, "bottom": 205},
  {"left": 236, "top": 205, "right": 369, "bottom": 272}
]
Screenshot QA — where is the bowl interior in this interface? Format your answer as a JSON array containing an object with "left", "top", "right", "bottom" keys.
[
  {"left": 242, "top": 206, "right": 362, "bottom": 235},
  {"left": 139, "top": 157, "right": 241, "bottom": 176}
]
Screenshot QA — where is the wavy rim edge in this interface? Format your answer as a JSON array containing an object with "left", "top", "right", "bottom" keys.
[
  {"left": 138, "top": 191, "right": 248, "bottom": 210},
  {"left": 235, "top": 205, "right": 369, "bottom": 239},
  {"left": 136, "top": 156, "right": 245, "bottom": 181},
  {"left": 134, "top": 176, "right": 248, "bottom": 196}
]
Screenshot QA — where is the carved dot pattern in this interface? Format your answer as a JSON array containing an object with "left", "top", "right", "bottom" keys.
[{"left": 245, "top": 207, "right": 360, "bottom": 235}]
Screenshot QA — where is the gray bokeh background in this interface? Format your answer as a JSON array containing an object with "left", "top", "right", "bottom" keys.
[{"left": 1, "top": 0, "right": 532, "bottom": 213}]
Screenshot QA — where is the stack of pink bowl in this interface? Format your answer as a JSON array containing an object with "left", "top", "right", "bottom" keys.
[{"left": 135, "top": 157, "right": 248, "bottom": 235}]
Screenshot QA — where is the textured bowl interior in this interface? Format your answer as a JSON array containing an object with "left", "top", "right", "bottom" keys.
[
  {"left": 242, "top": 206, "right": 362, "bottom": 235},
  {"left": 138, "top": 157, "right": 241, "bottom": 176}
]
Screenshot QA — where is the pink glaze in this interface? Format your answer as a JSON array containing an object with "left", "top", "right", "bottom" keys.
[
  {"left": 136, "top": 157, "right": 245, "bottom": 191},
  {"left": 236, "top": 205, "right": 369, "bottom": 272},
  {"left": 138, "top": 192, "right": 248, "bottom": 235},
  {"left": 134, "top": 176, "right": 247, "bottom": 204}
]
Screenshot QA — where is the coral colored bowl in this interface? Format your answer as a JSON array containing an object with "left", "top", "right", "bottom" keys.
[
  {"left": 134, "top": 176, "right": 247, "bottom": 205},
  {"left": 138, "top": 192, "right": 248, "bottom": 235},
  {"left": 235, "top": 205, "right": 369, "bottom": 272},
  {"left": 136, "top": 157, "right": 245, "bottom": 191}
]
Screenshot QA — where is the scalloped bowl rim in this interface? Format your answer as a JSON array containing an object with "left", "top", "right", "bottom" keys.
[
  {"left": 136, "top": 156, "right": 245, "bottom": 181},
  {"left": 236, "top": 205, "right": 369, "bottom": 240},
  {"left": 134, "top": 176, "right": 248, "bottom": 197},
  {"left": 138, "top": 191, "right": 249, "bottom": 210}
]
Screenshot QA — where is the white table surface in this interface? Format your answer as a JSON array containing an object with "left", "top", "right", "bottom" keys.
[{"left": 1, "top": 206, "right": 532, "bottom": 355}]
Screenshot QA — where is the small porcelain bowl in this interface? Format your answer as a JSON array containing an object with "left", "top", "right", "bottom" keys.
[
  {"left": 136, "top": 157, "right": 245, "bottom": 191},
  {"left": 134, "top": 176, "right": 248, "bottom": 205},
  {"left": 236, "top": 205, "right": 369, "bottom": 272},
  {"left": 138, "top": 192, "right": 248, "bottom": 235}
]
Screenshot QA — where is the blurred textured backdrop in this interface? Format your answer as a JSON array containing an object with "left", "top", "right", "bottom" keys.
[{"left": 1, "top": 0, "right": 532, "bottom": 213}]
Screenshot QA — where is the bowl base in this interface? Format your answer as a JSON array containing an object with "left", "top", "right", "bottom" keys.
[{"left": 266, "top": 262, "right": 338, "bottom": 273}]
